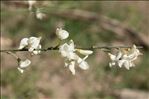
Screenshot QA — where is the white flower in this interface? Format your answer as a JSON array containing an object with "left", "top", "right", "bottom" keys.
[
  {"left": 18, "top": 59, "right": 31, "bottom": 73},
  {"left": 108, "top": 45, "right": 142, "bottom": 70},
  {"left": 76, "top": 49, "right": 93, "bottom": 56},
  {"left": 18, "top": 36, "right": 42, "bottom": 54},
  {"left": 59, "top": 40, "right": 92, "bottom": 75},
  {"left": 118, "top": 57, "right": 134, "bottom": 70},
  {"left": 59, "top": 40, "right": 75, "bottom": 60},
  {"left": 28, "top": 0, "right": 36, "bottom": 11},
  {"left": 36, "top": 9, "right": 46, "bottom": 20},
  {"left": 77, "top": 56, "right": 89, "bottom": 70},
  {"left": 56, "top": 28, "right": 69, "bottom": 40},
  {"left": 126, "top": 45, "right": 142, "bottom": 61},
  {"left": 19, "top": 59, "right": 31, "bottom": 68},
  {"left": 32, "top": 44, "right": 41, "bottom": 55},
  {"left": 108, "top": 50, "right": 122, "bottom": 67},
  {"left": 18, "top": 38, "right": 29, "bottom": 49},
  {"left": 28, "top": 37, "right": 41, "bottom": 52},
  {"left": 68, "top": 61, "right": 76, "bottom": 75}
]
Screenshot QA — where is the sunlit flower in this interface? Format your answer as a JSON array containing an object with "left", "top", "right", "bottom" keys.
[
  {"left": 17, "top": 59, "right": 31, "bottom": 73},
  {"left": 117, "top": 56, "right": 135, "bottom": 70},
  {"left": 108, "top": 45, "right": 142, "bottom": 70},
  {"left": 18, "top": 38, "right": 29, "bottom": 49},
  {"left": 126, "top": 45, "right": 142, "bottom": 61},
  {"left": 59, "top": 40, "right": 75, "bottom": 60},
  {"left": 28, "top": 37, "right": 41, "bottom": 52},
  {"left": 59, "top": 40, "right": 92, "bottom": 75},
  {"left": 108, "top": 50, "right": 122, "bottom": 67},
  {"left": 18, "top": 36, "right": 42, "bottom": 54},
  {"left": 28, "top": 0, "right": 36, "bottom": 11},
  {"left": 36, "top": 9, "right": 46, "bottom": 20},
  {"left": 56, "top": 28, "right": 69, "bottom": 40},
  {"left": 32, "top": 44, "right": 41, "bottom": 55},
  {"left": 65, "top": 60, "right": 76, "bottom": 75},
  {"left": 77, "top": 56, "right": 89, "bottom": 70}
]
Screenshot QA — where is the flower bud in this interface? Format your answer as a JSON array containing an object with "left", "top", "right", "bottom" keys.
[
  {"left": 76, "top": 49, "right": 93, "bottom": 56},
  {"left": 56, "top": 28, "right": 69, "bottom": 40}
]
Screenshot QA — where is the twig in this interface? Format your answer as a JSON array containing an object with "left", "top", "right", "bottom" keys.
[
  {"left": 0, "top": 46, "right": 143, "bottom": 52},
  {"left": 5, "top": 51, "right": 19, "bottom": 59}
]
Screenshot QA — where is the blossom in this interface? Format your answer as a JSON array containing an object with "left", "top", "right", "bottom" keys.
[
  {"left": 17, "top": 59, "right": 31, "bottom": 73},
  {"left": 108, "top": 50, "right": 122, "bottom": 67},
  {"left": 28, "top": 37, "right": 41, "bottom": 52},
  {"left": 36, "top": 9, "right": 46, "bottom": 20},
  {"left": 32, "top": 44, "right": 41, "bottom": 55},
  {"left": 77, "top": 56, "right": 89, "bottom": 70},
  {"left": 18, "top": 36, "right": 42, "bottom": 54},
  {"left": 56, "top": 28, "right": 69, "bottom": 40},
  {"left": 59, "top": 40, "right": 76, "bottom": 60},
  {"left": 108, "top": 45, "right": 142, "bottom": 70},
  {"left": 18, "top": 38, "right": 29, "bottom": 49},
  {"left": 126, "top": 45, "right": 142, "bottom": 61},
  {"left": 59, "top": 40, "right": 92, "bottom": 75},
  {"left": 28, "top": 0, "right": 36, "bottom": 11},
  {"left": 64, "top": 60, "right": 76, "bottom": 75},
  {"left": 64, "top": 56, "right": 89, "bottom": 75}
]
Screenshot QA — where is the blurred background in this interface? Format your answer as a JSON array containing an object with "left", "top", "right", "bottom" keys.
[{"left": 1, "top": 1, "right": 149, "bottom": 99}]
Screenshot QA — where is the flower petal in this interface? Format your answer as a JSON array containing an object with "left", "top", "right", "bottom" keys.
[
  {"left": 116, "top": 51, "right": 123, "bottom": 60},
  {"left": 18, "top": 38, "right": 29, "bottom": 49},
  {"left": 28, "top": 37, "right": 41, "bottom": 52},
  {"left": 17, "top": 67, "right": 24, "bottom": 73},
  {"left": 118, "top": 60, "right": 125, "bottom": 68},
  {"left": 76, "top": 49, "right": 93, "bottom": 56},
  {"left": 78, "top": 60, "right": 89, "bottom": 70},
  {"left": 123, "top": 61, "right": 130, "bottom": 70},
  {"left": 109, "top": 62, "right": 115, "bottom": 67},
  {"left": 108, "top": 53, "right": 116, "bottom": 61},
  {"left": 59, "top": 43, "right": 69, "bottom": 57},
  {"left": 32, "top": 44, "right": 41, "bottom": 55},
  {"left": 69, "top": 61, "right": 75, "bottom": 75},
  {"left": 19, "top": 59, "right": 31, "bottom": 68},
  {"left": 56, "top": 28, "right": 69, "bottom": 40},
  {"left": 68, "top": 40, "right": 75, "bottom": 51}
]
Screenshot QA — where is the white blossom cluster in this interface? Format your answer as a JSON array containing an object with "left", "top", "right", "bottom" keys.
[
  {"left": 108, "top": 45, "right": 142, "bottom": 70},
  {"left": 57, "top": 28, "right": 93, "bottom": 75},
  {"left": 17, "top": 28, "right": 93, "bottom": 74},
  {"left": 17, "top": 28, "right": 142, "bottom": 74},
  {"left": 18, "top": 36, "right": 42, "bottom": 73},
  {"left": 1, "top": 1, "right": 142, "bottom": 75}
]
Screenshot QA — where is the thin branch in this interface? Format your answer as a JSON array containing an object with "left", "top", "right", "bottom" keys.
[
  {"left": 0, "top": 46, "right": 143, "bottom": 52},
  {"left": 5, "top": 51, "right": 19, "bottom": 59}
]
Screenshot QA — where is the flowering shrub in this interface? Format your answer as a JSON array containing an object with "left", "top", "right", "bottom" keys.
[
  {"left": 1, "top": 27, "right": 142, "bottom": 75},
  {"left": 0, "top": 0, "right": 143, "bottom": 75}
]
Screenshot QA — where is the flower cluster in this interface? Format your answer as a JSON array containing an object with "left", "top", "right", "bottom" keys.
[
  {"left": 17, "top": 36, "right": 41, "bottom": 73},
  {"left": 108, "top": 45, "right": 142, "bottom": 70},
  {"left": 57, "top": 28, "right": 93, "bottom": 75},
  {"left": 18, "top": 36, "right": 42, "bottom": 55},
  {"left": 14, "top": 28, "right": 142, "bottom": 74}
]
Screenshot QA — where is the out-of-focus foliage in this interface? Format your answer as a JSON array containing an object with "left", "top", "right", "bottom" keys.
[{"left": 1, "top": 1, "right": 149, "bottom": 99}]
